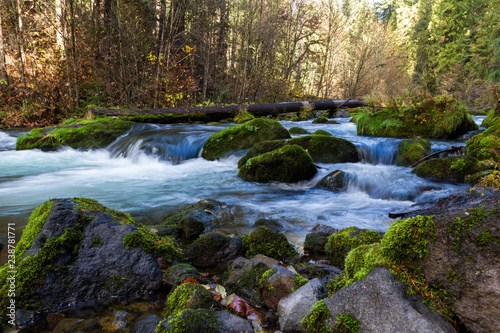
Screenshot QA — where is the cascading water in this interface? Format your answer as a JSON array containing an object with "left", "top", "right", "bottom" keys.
[{"left": 0, "top": 117, "right": 478, "bottom": 250}]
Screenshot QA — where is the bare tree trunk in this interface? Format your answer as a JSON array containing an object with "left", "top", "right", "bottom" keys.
[
  {"left": 0, "top": 2, "right": 8, "bottom": 83},
  {"left": 16, "top": 0, "right": 26, "bottom": 88},
  {"left": 55, "top": 0, "right": 67, "bottom": 50},
  {"left": 69, "top": 0, "right": 80, "bottom": 108}
]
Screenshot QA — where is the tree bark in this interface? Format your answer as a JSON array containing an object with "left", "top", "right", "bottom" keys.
[
  {"left": 89, "top": 99, "right": 367, "bottom": 123},
  {"left": 16, "top": 0, "right": 26, "bottom": 88},
  {"left": 0, "top": 2, "right": 8, "bottom": 83},
  {"left": 55, "top": 0, "right": 66, "bottom": 50}
]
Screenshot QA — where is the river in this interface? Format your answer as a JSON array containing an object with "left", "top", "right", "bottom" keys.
[{"left": 0, "top": 116, "right": 484, "bottom": 257}]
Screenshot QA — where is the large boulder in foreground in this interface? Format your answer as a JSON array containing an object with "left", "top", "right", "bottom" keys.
[
  {"left": 0, "top": 198, "right": 182, "bottom": 313},
  {"left": 16, "top": 117, "right": 133, "bottom": 151},
  {"left": 238, "top": 145, "right": 317, "bottom": 183},
  {"left": 313, "top": 267, "right": 456, "bottom": 333},
  {"left": 412, "top": 155, "right": 479, "bottom": 183},
  {"left": 237, "top": 140, "right": 288, "bottom": 169},
  {"left": 202, "top": 118, "right": 291, "bottom": 160},
  {"left": 354, "top": 96, "right": 478, "bottom": 139},
  {"left": 288, "top": 135, "right": 359, "bottom": 163}
]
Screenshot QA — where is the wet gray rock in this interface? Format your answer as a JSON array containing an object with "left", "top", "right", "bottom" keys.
[
  {"left": 315, "top": 170, "right": 350, "bottom": 192},
  {"left": 322, "top": 267, "right": 456, "bottom": 333},
  {"left": 185, "top": 232, "right": 243, "bottom": 270},
  {"left": 278, "top": 278, "right": 327, "bottom": 332},
  {"left": 457, "top": 130, "right": 484, "bottom": 142},
  {"left": 131, "top": 315, "right": 162, "bottom": 333},
  {"left": 216, "top": 310, "right": 254, "bottom": 333}
]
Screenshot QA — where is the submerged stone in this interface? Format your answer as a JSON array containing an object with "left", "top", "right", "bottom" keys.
[{"left": 315, "top": 170, "right": 350, "bottom": 192}]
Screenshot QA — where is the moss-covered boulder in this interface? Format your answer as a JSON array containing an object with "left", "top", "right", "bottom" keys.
[
  {"left": 412, "top": 156, "right": 479, "bottom": 183},
  {"left": 242, "top": 226, "right": 298, "bottom": 261},
  {"left": 185, "top": 232, "right": 242, "bottom": 270},
  {"left": 201, "top": 118, "right": 291, "bottom": 160},
  {"left": 304, "top": 232, "right": 333, "bottom": 256},
  {"left": 16, "top": 117, "right": 133, "bottom": 151},
  {"left": 325, "top": 227, "right": 381, "bottom": 269},
  {"left": 312, "top": 116, "right": 328, "bottom": 124},
  {"left": 254, "top": 218, "right": 284, "bottom": 232},
  {"left": 238, "top": 145, "right": 317, "bottom": 183},
  {"left": 288, "top": 135, "right": 359, "bottom": 163},
  {"left": 161, "top": 282, "right": 217, "bottom": 319},
  {"left": 0, "top": 198, "right": 182, "bottom": 314},
  {"left": 396, "top": 139, "right": 432, "bottom": 167},
  {"left": 237, "top": 140, "right": 288, "bottom": 168},
  {"left": 288, "top": 127, "right": 308, "bottom": 135},
  {"left": 163, "top": 264, "right": 198, "bottom": 285},
  {"left": 259, "top": 266, "right": 308, "bottom": 311},
  {"left": 327, "top": 200, "right": 500, "bottom": 333},
  {"left": 160, "top": 199, "right": 231, "bottom": 240},
  {"left": 354, "top": 96, "right": 478, "bottom": 139},
  {"left": 481, "top": 109, "right": 500, "bottom": 128},
  {"left": 158, "top": 309, "right": 223, "bottom": 333},
  {"left": 313, "top": 129, "right": 333, "bottom": 136},
  {"left": 467, "top": 123, "right": 500, "bottom": 162}
]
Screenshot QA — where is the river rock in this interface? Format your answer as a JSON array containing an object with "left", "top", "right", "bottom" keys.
[
  {"left": 396, "top": 138, "right": 432, "bottom": 166},
  {"left": 319, "top": 267, "right": 456, "bottom": 333},
  {"left": 161, "top": 199, "right": 231, "bottom": 240},
  {"left": 225, "top": 256, "right": 272, "bottom": 307},
  {"left": 288, "top": 127, "right": 308, "bottom": 135},
  {"left": 466, "top": 123, "right": 500, "bottom": 162},
  {"left": 238, "top": 145, "right": 317, "bottom": 183},
  {"left": 0, "top": 198, "right": 179, "bottom": 313},
  {"left": 412, "top": 155, "right": 479, "bottom": 183},
  {"left": 131, "top": 315, "right": 162, "bottom": 333},
  {"left": 325, "top": 226, "right": 381, "bottom": 269},
  {"left": 16, "top": 117, "right": 133, "bottom": 151},
  {"left": 253, "top": 218, "right": 284, "bottom": 232},
  {"left": 185, "top": 232, "right": 243, "bottom": 270},
  {"left": 260, "top": 265, "right": 306, "bottom": 311},
  {"left": 355, "top": 95, "right": 478, "bottom": 139},
  {"left": 242, "top": 226, "right": 298, "bottom": 261},
  {"left": 162, "top": 282, "right": 217, "bottom": 318},
  {"left": 313, "top": 129, "right": 333, "bottom": 136},
  {"left": 457, "top": 130, "right": 484, "bottom": 142},
  {"left": 237, "top": 139, "right": 288, "bottom": 168},
  {"left": 202, "top": 118, "right": 291, "bottom": 160},
  {"left": 312, "top": 116, "right": 328, "bottom": 124},
  {"left": 288, "top": 135, "right": 359, "bottom": 163},
  {"left": 158, "top": 309, "right": 224, "bottom": 332},
  {"left": 163, "top": 263, "right": 198, "bottom": 285},
  {"left": 315, "top": 170, "right": 350, "bottom": 192},
  {"left": 277, "top": 278, "right": 327, "bottom": 332},
  {"left": 296, "top": 263, "right": 341, "bottom": 284},
  {"left": 215, "top": 310, "right": 254, "bottom": 333}
]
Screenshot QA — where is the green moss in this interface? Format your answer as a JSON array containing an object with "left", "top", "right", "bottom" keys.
[
  {"left": 16, "top": 117, "right": 133, "bottom": 151},
  {"left": 202, "top": 117, "right": 291, "bottom": 160},
  {"left": 446, "top": 207, "right": 498, "bottom": 251},
  {"left": 304, "top": 232, "right": 331, "bottom": 255},
  {"left": 292, "top": 273, "right": 309, "bottom": 291},
  {"left": 16, "top": 200, "right": 54, "bottom": 258},
  {"left": 225, "top": 261, "right": 269, "bottom": 306},
  {"left": 396, "top": 139, "right": 432, "bottom": 166},
  {"left": 162, "top": 282, "right": 216, "bottom": 318},
  {"left": 163, "top": 264, "right": 198, "bottom": 285},
  {"left": 301, "top": 300, "right": 332, "bottom": 333},
  {"left": 467, "top": 123, "right": 500, "bottom": 162},
  {"left": 237, "top": 140, "right": 287, "bottom": 168},
  {"left": 123, "top": 227, "right": 184, "bottom": 262},
  {"left": 238, "top": 144, "right": 317, "bottom": 183},
  {"left": 313, "top": 130, "right": 333, "bottom": 136},
  {"left": 157, "top": 309, "right": 223, "bottom": 333},
  {"left": 333, "top": 314, "right": 360, "bottom": 333},
  {"left": 91, "top": 235, "right": 104, "bottom": 248},
  {"left": 312, "top": 116, "right": 328, "bottom": 124},
  {"left": 325, "top": 227, "right": 381, "bottom": 269},
  {"left": 258, "top": 268, "right": 277, "bottom": 290},
  {"left": 242, "top": 226, "right": 298, "bottom": 261},
  {"left": 233, "top": 109, "right": 255, "bottom": 124},
  {"left": 73, "top": 197, "right": 135, "bottom": 224},
  {"left": 289, "top": 126, "right": 309, "bottom": 134},
  {"left": 481, "top": 109, "right": 500, "bottom": 128},
  {"left": 355, "top": 96, "right": 478, "bottom": 139},
  {"left": 289, "top": 135, "right": 359, "bottom": 163},
  {"left": 412, "top": 156, "right": 479, "bottom": 183}
]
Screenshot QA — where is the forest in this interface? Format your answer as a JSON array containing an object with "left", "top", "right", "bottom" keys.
[{"left": 0, "top": 0, "right": 499, "bottom": 127}]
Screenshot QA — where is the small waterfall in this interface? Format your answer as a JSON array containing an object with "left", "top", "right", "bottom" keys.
[
  {"left": 0, "top": 132, "right": 16, "bottom": 151},
  {"left": 356, "top": 139, "right": 400, "bottom": 165},
  {"left": 107, "top": 123, "right": 215, "bottom": 163}
]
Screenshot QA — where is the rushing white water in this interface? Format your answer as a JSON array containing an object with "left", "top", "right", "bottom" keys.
[{"left": 0, "top": 118, "right": 474, "bottom": 249}]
